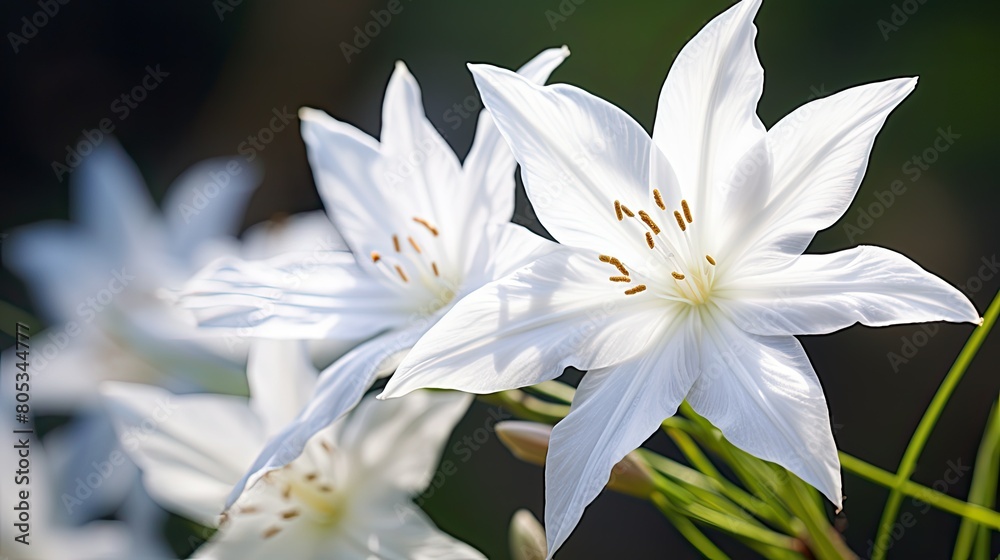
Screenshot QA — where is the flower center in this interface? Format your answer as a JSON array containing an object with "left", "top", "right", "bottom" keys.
[
  {"left": 368, "top": 215, "right": 457, "bottom": 313},
  {"left": 599, "top": 190, "right": 719, "bottom": 306},
  {"left": 223, "top": 438, "right": 347, "bottom": 541}
]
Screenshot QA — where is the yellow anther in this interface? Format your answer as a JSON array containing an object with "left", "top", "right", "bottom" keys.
[
  {"left": 392, "top": 234, "right": 401, "bottom": 252},
  {"left": 304, "top": 472, "right": 318, "bottom": 481},
  {"left": 281, "top": 509, "right": 301, "bottom": 520},
  {"left": 262, "top": 526, "right": 282, "bottom": 539},
  {"left": 599, "top": 254, "right": 612, "bottom": 263},
  {"left": 394, "top": 265, "right": 409, "bottom": 283},
  {"left": 706, "top": 255, "right": 716, "bottom": 266},
  {"left": 318, "top": 484, "right": 334, "bottom": 493},
  {"left": 638, "top": 210, "right": 660, "bottom": 234},
  {"left": 681, "top": 199, "right": 693, "bottom": 223},
  {"left": 408, "top": 236, "right": 422, "bottom": 253},
  {"left": 620, "top": 204, "right": 635, "bottom": 218},
  {"left": 239, "top": 506, "right": 260, "bottom": 514},
  {"left": 320, "top": 441, "right": 333, "bottom": 453},
  {"left": 609, "top": 276, "right": 631, "bottom": 283},
  {"left": 624, "top": 284, "right": 647, "bottom": 295},
  {"left": 673, "top": 211, "right": 687, "bottom": 232},
  {"left": 671, "top": 272, "right": 686, "bottom": 280},
  {"left": 370, "top": 251, "right": 381, "bottom": 263},
  {"left": 281, "top": 485, "right": 291, "bottom": 500},
  {"left": 412, "top": 217, "right": 439, "bottom": 236},
  {"left": 614, "top": 200, "right": 624, "bottom": 221},
  {"left": 645, "top": 232, "right": 655, "bottom": 249},
  {"left": 432, "top": 262, "right": 440, "bottom": 277},
  {"left": 608, "top": 257, "right": 629, "bottom": 276},
  {"left": 653, "top": 189, "right": 666, "bottom": 210}
]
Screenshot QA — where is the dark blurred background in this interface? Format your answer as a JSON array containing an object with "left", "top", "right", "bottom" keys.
[{"left": 1, "top": 0, "right": 998, "bottom": 558}]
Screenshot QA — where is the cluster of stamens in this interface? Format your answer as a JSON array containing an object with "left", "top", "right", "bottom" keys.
[
  {"left": 219, "top": 439, "right": 342, "bottom": 541},
  {"left": 369, "top": 216, "right": 443, "bottom": 286},
  {"left": 600, "top": 189, "right": 718, "bottom": 300}
]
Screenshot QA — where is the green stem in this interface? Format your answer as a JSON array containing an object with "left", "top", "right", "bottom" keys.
[
  {"left": 841, "top": 452, "right": 1000, "bottom": 529},
  {"left": 952, "top": 398, "right": 1000, "bottom": 560},
  {"left": 650, "top": 493, "right": 731, "bottom": 560},
  {"left": 872, "top": 290, "right": 1000, "bottom": 560}
]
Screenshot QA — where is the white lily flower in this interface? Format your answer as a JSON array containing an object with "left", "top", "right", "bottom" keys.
[
  {"left": 179, "top": 48, "right": 569, "bottom": 505},
  {"left": 102, "top": 341, "right": 481, "bottom": 560},
  {"left": 4, "top": 140, "right": 260, "bottom": 407},
  {"left": 380, "top": 0, "right": 981, "bottom": 555}
]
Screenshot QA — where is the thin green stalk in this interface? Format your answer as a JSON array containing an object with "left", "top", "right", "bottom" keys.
[
  {"left": 953, "top": 399, "right": 1000, "bottom": 560},
  {"left": 650, "top": 493, "right": 731, "bottom": 560},
  {"left": 479, "top": 389, "right": 569, "bottom": 423},
  {"left": 872, "top": 290, "right": 1000, "bottom": 560},
  {"left": 840, "top": 452, "right": 1000, "bottom": 529}
]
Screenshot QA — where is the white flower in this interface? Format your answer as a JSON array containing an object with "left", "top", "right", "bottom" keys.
[
  {"left": 179, "top": 48, "right": 569, "bottom": 505},
  {"left": 4, "top": 140, "right": 260, "bottom": 408},
  {"left": 102, "top": 341, "right": 481, "bottom": 560},
  {"left": 381, "top": 0, "right": 981, "bottom": 555}
]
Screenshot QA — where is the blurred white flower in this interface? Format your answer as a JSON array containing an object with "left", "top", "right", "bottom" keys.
[
  {"left": 0, "top": 394, "right": 171, "bottom": 560},
  {"left": 509, "top": 509, "right": 546, "bottom": 560},
  {"left": 4, "top": 140, "right": 260, "bottom": 407},
  {"left": 102, "top": 341, "right": 481, "bottom": 560},
  {"left": 179, "top": 48, "right": 570, "bottom": 506},
  {"left": 381, "top": 0, "right": 981, "bottom": 555}
]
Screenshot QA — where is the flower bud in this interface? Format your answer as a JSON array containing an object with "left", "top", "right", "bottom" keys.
[
  {"left": 509, "top": 509, "right": 546, "bottom": 560},
  {"left": 496, "top": 420, "right": 656, "bottom": 498}
]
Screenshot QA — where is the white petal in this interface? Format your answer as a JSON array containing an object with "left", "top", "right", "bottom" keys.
[
  {"left": 344, "top": 503, "right": 486, "bottom": 560},
  {"left": 102, "top": 382, "right": 262, "bottom": 525},
  {"left": 652, "top": 0, "right": 766, "bottom": 214},
  {"left": 468, "top": 63, "right": 680, "bottom": 264},
  {"left": 382, "top": 249, "right": 674, "bottom": 399},
  {"left": 460, "top": 47, "right": 570, "bottom": 239},
  {"left": 161, "top": 158, "right": 260, "bottom": 260},
  {"left": 731, "top": 78, "right": 918, "bottom": 266},
  {"left": 192, "top": 506, "right": 329, "bottom": 560},
  {"left": 339, "top": 390, "right": 471, "bottom": 495},
  {"left": 247, "top": 340, "right": 318, "bottom": 438},
  {"left": 462, "top": 222, "right": 561, "bottom": 288},
  {"left": 380, "top": 61, "right": 465, "bottom": 232},
  {"left": 720, "top": 245, "right": 981, "bottom": 335},
  {"left": 687, "top": 319, "right": 842, "bottom": 507},
  {"left": 544, "top": 319, "right": 700, "bottom": 556},
  {"left": 73, "top": 139, "right": 164, "bottom": 259},
  {"left": 180, "top": 251, "right": 406, "bottom": 340},
  {"left": 223, "top": 324, "right": 425, "bottom": 509},
  {"left": 240, "top": 210, "right": 347, "bottom": 260}
]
